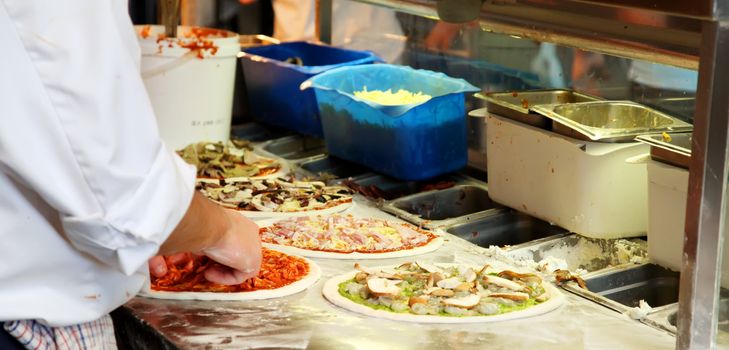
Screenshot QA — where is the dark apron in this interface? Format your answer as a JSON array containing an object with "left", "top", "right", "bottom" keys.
[{"left": 0, "top": 325, "right": 26, "bottom": 350}]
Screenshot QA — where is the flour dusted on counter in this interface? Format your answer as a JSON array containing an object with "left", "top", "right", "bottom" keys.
[
  {"left": 354, "top": 87, "right": 431, "bottom": 105},
  {"left": 536, "top": 256, "right": 569, "bottom": 274},
  {"left": 623, "top": 300, "right": 652, "bottom": 320},
  {"left": 614, "top": 239, "right": 649, "bottom": 265}
]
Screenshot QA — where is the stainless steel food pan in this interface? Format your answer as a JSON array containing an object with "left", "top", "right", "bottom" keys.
[
  {"left": 382, "top": 184, "right": 505, "bottom": 228},
  {"left": 559, "top": 263, "right": 678, "bottom": 319},
  {"left": 297, "top": 155, "right": 371, "bottom": 182},
  {"left": 475, "top": 89, "right": 602, "bottom": 129},
  {"left": 636, "top": 132, "right": 692, "bottom": 169},
  {"left": 445, "top": 210, "right": 567, "bottom": 248},
  {"left": 532, "top": 101, "right": 693, "bottom": 142},
  {"left": 261, "top": 135, "right": 326, "bottom": 160},
  {"left": 582, "top": 263, "right": 680, "bottom": 309},
  {"left": 346, "top": 173, "right": 470, "bottom": 201}
]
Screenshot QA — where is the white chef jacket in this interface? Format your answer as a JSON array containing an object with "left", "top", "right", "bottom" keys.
[
  {"left": 272, "top": 0, "right": 405, "bottom": 63},
  {"left": 0, "top": 0, "right": 196, "bottom": 327}
]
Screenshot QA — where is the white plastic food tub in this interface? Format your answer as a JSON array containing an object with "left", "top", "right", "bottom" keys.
[
  {"left": 647, "top": 160, "right": 688, "bottom": 271},
  {"left": 136, "top": 25, "right": 239, "bottom": 150},
  {"left": 486, "top": 114, "right": 648, "bottom": 239},
  {"left": 646, "top": 159, "right": 729, "bottom": 287}
]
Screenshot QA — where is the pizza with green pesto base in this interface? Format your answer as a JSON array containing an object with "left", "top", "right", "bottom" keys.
[{"left": 323, "top": 261, "right": 564, "bottom": 323}]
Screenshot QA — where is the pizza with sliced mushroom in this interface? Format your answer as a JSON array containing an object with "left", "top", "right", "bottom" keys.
[
  {"left": 322, "top": 262, "right": 564, "bottom": 323},
  {"left": 197, "top": 178, "right": 354, "bottom": 218},
  {"left": 177, "top": 140, "right": 283, "bottom": 180},
  {"left": 258, "top": 214, "right": 444, "bottom": 259}
]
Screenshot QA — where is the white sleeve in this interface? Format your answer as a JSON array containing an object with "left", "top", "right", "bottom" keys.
[{"left": 0, "top": 0, "right": 196, "bottom": 275}]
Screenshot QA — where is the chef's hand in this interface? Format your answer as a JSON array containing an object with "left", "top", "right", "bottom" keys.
[
  {"left": 200, "top": 210, "right": 262, "bottom": 285},
  {"left": 149, "top": 192, "right": 263, "bottom": 285}
]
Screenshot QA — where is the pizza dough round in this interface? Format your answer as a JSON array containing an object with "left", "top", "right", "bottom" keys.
[
  {"left": 138, "top": 255, "right": 321, "bottom": 301},
  {"left": 322, "top": 264, "right": 565, "bottom": 323},
  {"left": 257, "top": 217, "right": 445, "bottom": 259}
]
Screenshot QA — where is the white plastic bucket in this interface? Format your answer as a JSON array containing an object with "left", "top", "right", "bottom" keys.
[{"left": 136, "top": 25, "right": 239, "bottom": 150}]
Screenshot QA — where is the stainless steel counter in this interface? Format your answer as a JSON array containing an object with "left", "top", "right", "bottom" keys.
[{"left": 122, "top": 199, "right": 676, "bottom": 349}]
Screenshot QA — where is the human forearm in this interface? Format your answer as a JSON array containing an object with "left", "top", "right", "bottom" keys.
[
  {"left": 158, "top": 192, "right": 230, "bottom": 255},
  {"left": 153, "top": 191, "right": 263, "bottom": 285}
]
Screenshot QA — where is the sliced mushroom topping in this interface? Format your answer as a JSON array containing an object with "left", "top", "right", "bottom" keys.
[
  {"left": 441, "top": 294, "right": 481, "bottom": 309},
  {"left": 535, "top": 292, "right": 550, "bottom": 302},
  {"left": 354, "top": 263, "right": 375, "bottom": 275},
  {"left": 483, "top": 275, "right": 525, "bottom": 292},
  {"left": 408, "top": 295, "right": 430, "bottom": 306},
  {"left": 423, "top": 287, "right": 440, "bottom": 295},
  {"left": 250, "top": 194, "right": 274, "bottom": 212},
  {"left": 436, "top": 277, "right": 462, "bottom": 290},
  {"left": 398, "top": 262, "right": 415, "bottom": 270},
  {"left": 463, "top": 269, "right": 477, "bottom": 283},
  {"left": 430, "top": 288, "right": 455, "bottom": 297},
  {"left": 498, "top": 270, "right": 542, "bottom": 285},
  {"left": 416, "top": 261, "right": 440, "bottom": 274},
  {"left": 366, "top": 277, "right": 402, "bottom": 297},
  {"left": 354, "top": 272, "right": 368, "bottom": 282},
  {"left": 455, "top": 282, "right": 473, "bottom": 293},
  {"left": 489, "top": 292, "right": 530, "bottom": 301},
  {"left": 427, "top": 271, "right": 446, "bottom": 289},
  {"left": 220, "top": 190, "right": 250, "bottom": 204}
]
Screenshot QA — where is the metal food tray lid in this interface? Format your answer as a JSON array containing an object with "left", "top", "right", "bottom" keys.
[
  {"left": 635, "top": 132, "right": 692, "bottom": 169},
  {"left": 531, "top": 100, "right": 693, "bottom": 142}
]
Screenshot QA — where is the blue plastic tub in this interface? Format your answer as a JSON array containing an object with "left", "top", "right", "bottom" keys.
[
  {"left": 239, "top": 42, "right": 382, "bottom": 136},
  {"left": 302, "top": 64, "right": 479, "bottom": 180}
]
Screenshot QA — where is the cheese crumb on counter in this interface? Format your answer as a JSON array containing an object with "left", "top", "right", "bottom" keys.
[{"left": 354, "top": 87, "right": 431, "bottom": 105}]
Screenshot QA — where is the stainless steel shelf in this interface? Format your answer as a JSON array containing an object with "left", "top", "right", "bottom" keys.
[{"left": 350, "top": 0, "right": 702, "bottom": 69}]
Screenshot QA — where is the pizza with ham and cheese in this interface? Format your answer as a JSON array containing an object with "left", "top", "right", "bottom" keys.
[
  {"left": 258, "top": 214, "right": 444, "bottom": 259},
  {"left": 140, "top": 248, "right": 321, "bottom": 301},
  {"left": 197, "top": 178, "right": 354, "bottom": 218}
]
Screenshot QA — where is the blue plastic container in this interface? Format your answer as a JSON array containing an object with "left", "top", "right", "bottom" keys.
[
  {"left": 239, "top": 42, "right": 382, "bottom": 136},
  {"left": 302, "top": 64, "right": 479, "bottom": 180}
]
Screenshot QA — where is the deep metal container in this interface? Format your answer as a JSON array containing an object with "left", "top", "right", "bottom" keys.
[
  {"left": 346, "top": 173, "right": 464, "bottom": 201},
  {"left": 636, "top": 132, "right": 692, "bottom": 169},
  {"left": 475, "top": 89, "right": 602, "bottom": 129},
  {"left": 297, "top": 155, "right": 371, "bottom": 181},
  {"left": 561, "top": 263, "right": 679, "bottom": 315},
  {"left": 532, "top": 101, "right": 693, "bottom": 142},
  {"left": 260, "top": 135, "right": 326, "bottom": 160},
  {"left": 382, "top": 184, "right": 505, "bottom": 228},
  {"left": 446, "top": 210, "right": 568, "bottom": 248}
]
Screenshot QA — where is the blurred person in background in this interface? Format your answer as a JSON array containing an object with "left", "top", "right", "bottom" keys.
[
  {"left": 0, "top": 1, "right": 262, "bottom": 349},
  {"left": 241, "top": 0, "right": 405, "bottom": 63}
]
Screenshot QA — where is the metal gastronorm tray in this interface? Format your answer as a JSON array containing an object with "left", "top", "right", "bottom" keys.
[
  {"left": 532, "top": 101, "right": 693, "bottom": 142},
  {"left": 636, "top": 132, "right": 692, "bottom": 169},
  {"left": 475, "top": 89, "right": 602, "bottom": 129}
]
